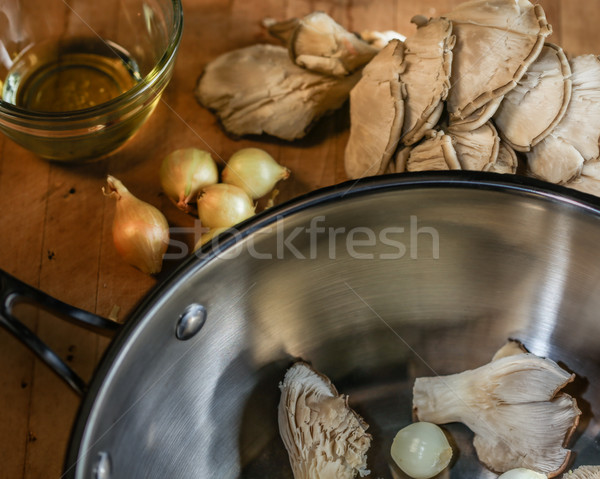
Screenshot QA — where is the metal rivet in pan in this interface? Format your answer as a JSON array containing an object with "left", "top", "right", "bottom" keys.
[
  {"left": 176, "top": 303, "right": 207, "bottom": 340},
  {"left": 92, "top": 451, "right": 112, "bottom": 479}
]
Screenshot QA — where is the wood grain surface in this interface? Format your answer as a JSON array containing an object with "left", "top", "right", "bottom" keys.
[{"left": 0, "top": 1, "right": 598, "bottom": 477}]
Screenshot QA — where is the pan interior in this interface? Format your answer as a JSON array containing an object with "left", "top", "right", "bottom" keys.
[{"left": 69, "top": 182, "right": 600, "bottom": 478}]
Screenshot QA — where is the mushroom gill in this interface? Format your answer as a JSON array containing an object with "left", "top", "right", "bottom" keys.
[
  {"left": 278, "top": 362, "right": 372, "bottom": 479},
  {"left": 564, "top": 466, "right": 600, "bottom": 478}
]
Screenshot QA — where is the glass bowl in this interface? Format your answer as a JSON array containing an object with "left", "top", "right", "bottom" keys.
[{"left": 0, "top": 0, "right": 183, "bottom": 161}]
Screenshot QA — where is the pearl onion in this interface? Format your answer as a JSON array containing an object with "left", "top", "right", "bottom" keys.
[
  {"left": 390, "top": 422, "right": 452, "bottom": 479},
  {"left": 222, "top": 147, "right": 289, "bottom": 199},
  {"left": 498, "top": 469, "right": 547, "bottom": 479}
]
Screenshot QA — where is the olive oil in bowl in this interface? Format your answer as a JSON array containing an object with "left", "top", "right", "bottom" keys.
[
  {"left": 0, "top": 0, "right": 181, "bottom": 161},
  {"left": 2, "top": 37, "right": 142, "bottom": 112}
]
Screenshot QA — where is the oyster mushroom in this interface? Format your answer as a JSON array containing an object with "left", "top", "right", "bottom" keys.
[
  {"left": 450, "top": 96, "right": 504, "bottom": 132},
  {"left": 344, "top": 39, "right": 405, "bottom": 179},
  {"left": 550, "top": 55, "right": 600, "bottom": 161},
  {"left": 278, "top": 362, "right": 372, "bottom": 479},
  {"left": 400, "top": 16, "right": 455, "bottom": 146},
  {"left": 488, "top": 141, "right": 519, "bottom": 174},
  {"left": 445, "top": 0, "right": 551, "bottom": 127},
  {"left": 265, "top": 11, "right": 379, "bottom": 76},
  {"left": 448, "top": 121, "right": 500, "bottom": 171},
  {"left": 564, "top": 466, "right": 600, "bottom": 478},
  {"left": 195, "top": 44, "right": 360, "bottom": 141},
  {"left": 390, "top": 146, "right": 411, "bottom": 174},
  {"left": 568, "top": 160, "right": 600, "bottom": 197},
  {"left": 526, "top": 136, "right": 584, "bottom": 185},
  {"left": 494, "top": 43, "right": 572, "bottom": 152},
  {"left": 400, "top": 127, "right": 512, "bottom": 174},
  {"left": 412, "top": 340, "right": 581, "bottom": 477},
  {"left": 491, "top": 338, "right": 528, "bottom": 360},
  {"left": 403, "top": 130, "right": 460, "bottom": 172},
  {"left": 359, "top": 29, "right": 406, "bottom": 49},
  {"left": 527, "top": 54, "right": 600, "bottom": 184}
]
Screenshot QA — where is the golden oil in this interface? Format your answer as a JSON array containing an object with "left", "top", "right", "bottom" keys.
[{"left": 2, "top": 37, "right": 142, "bottom": 112}]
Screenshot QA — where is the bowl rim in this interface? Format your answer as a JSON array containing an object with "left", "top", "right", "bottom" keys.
[{"left": 0, "top": 0, "right": 184, "bottom": 124}]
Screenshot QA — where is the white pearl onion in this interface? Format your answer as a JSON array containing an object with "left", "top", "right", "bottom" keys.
[
  {"left": 390, "top": 422, "right": 452, "bottom": 479},
  {"left": 498, "top": 469, "right": 547, "bottom": 479}
]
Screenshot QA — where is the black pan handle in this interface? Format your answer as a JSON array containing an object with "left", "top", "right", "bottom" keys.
[{"left": 0, "top": 269, "right": 120, "bottom": 395}]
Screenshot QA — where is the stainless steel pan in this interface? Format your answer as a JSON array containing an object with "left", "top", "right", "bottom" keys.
[{"left": 2, "top": 172, "right": 600, "bottom": 478}]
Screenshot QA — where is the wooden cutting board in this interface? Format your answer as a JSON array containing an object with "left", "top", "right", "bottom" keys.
[{"left": 0, "top": 1, "right": 598, "bottom": 477}]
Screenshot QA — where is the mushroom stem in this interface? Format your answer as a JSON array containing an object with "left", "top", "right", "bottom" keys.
[{"left": 413, "top": 343, "right": 581, "bottom": 477}]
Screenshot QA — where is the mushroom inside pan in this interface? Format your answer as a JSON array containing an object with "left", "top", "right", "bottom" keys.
[
  {"left": 278, "top": 361, "right": 372, "bottom": 479},
  {"left": 412, "top": 340, "right": 581, "bottom": 477}
]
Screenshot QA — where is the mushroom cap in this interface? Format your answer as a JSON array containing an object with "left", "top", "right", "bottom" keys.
[
  {"left": 400, "top": 17, "right": 455, "bottom": 146},
  {"left": 278, "top": 362, "right": 372, "bottom": 479},
  {"left": 267, "top": 11, "right": 379, "bottom": 76},
  {"left": 551, "top": 55, "right": 600, "bottom": 162},
  {"left": 526, "top": 54, "right": 600, "bottom": 184},
  {"left": 448, "top": 121, "right": 500, "bottom": 171},
  {"left": 195, "top": 44, "right": 360, "bottom": 141},
  {"left": 494, "top": 43, "right": 572, "bottom": 152},
  {"left": 567, "top": 160, "right": 600, "bottom": 196},
  {"left": 413, "top": 343, "right": 581, "bottom": 477},
  {"left": 526, "top": 135, "right": 584, "bottom": 184},
  {"left": 344, "top": 40, "right": 405, "bottom": 179},
  {"left": 445, "top": 0, "right": 551, "bottom": 125},
  {"left": 449, "top": 96, "right": 504, "bottom": 132},
  {"left": 404, "top": 130, "right": 461, "bottom": 172}
]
